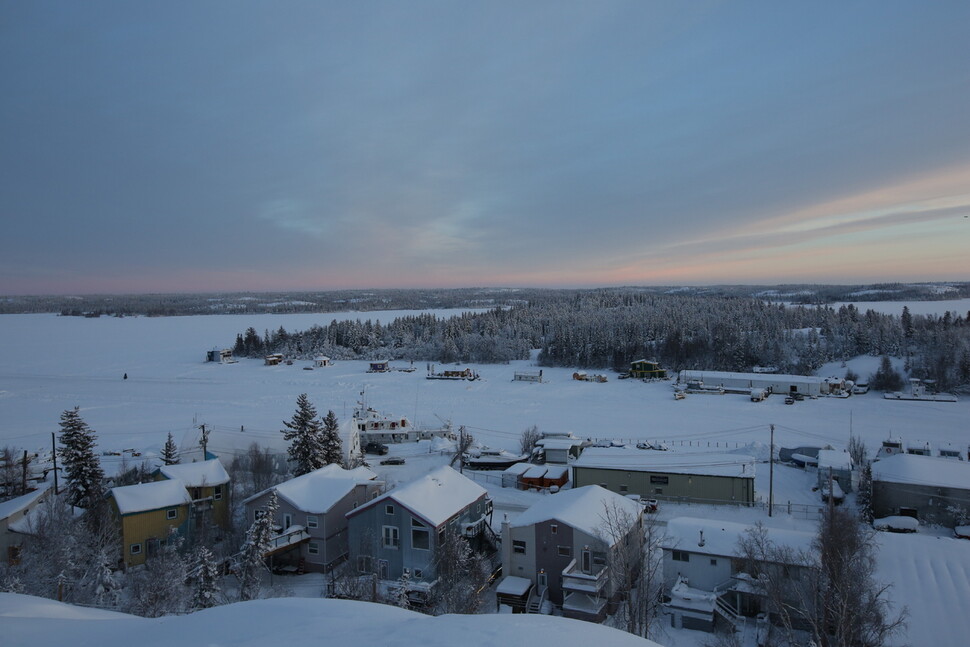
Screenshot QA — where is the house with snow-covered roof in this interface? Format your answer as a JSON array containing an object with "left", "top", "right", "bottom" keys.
[
  {"left": 498, "top": 485, "right": 644, "bottom": 622},
  {"left": 661, "top": 517, "right": 814, "bottom": 632},
  {"left": 346, "top": 466, "right": 493, "bottom": 592},
  {"left": 0, "top": 486, "right": 50, "bottom": 565},
  {"left": 871, "top": 453, "right": 970, "bottom": 526},
  {"left": 243, "top": 464, "right": 381, "bottom": 573},
  {"left": 108, "top": 479, "right": 193, "bottom": 567},
  {"left": 154, "top": 458, "right": 231, "bottom": 531},
  {"left": 572, "top": 448, "right": 755, "bottom": 504}
]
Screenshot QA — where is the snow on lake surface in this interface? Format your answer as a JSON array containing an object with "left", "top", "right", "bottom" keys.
[
  {"left": 829, "top": 297, "right": 970, "bottom": 317},
  {"left": 1, "top": 310, "right": 968, "bottom": 646}
]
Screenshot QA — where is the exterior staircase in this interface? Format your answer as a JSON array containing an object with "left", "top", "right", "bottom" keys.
[{"left": 526, "top": 586, "right": 548, "bottom": 614}]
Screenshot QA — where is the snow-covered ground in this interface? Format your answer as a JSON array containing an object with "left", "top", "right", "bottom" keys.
[
  {"left": 0, "top": 593, "right": 662, "bottom": 647},
  {"left": 1, "top": 310, "right": 968, "bottom": 646}
]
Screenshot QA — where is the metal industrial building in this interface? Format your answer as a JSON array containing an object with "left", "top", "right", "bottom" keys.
[{"left": 571, "top": 447, "right": 756, "bottom": 504}]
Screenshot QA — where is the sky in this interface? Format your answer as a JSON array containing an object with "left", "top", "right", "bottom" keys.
[{"left": 1, "top": 1, "right": 969, "bottom": 295}]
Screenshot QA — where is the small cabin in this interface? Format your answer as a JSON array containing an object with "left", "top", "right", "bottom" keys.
[
  {"left": 367, "top": 360, "right": 390, "bottom": 373},
  {"left": 206, "top": 348, "right": 235, "bottom": 364},
  {"left": 264, "top": 353, "right": 284, "bottom": 366},
  {"left": 629, "top": 359, "right": 667, "bottom": 380},
  {"left": 314, "top": 356, "right": 333, "bottom": 368},
  {"left": 513, "top": 370, "right": 543, "bottom": 383}
]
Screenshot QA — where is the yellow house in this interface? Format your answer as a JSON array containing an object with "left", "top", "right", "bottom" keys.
[
  {"left": 108, "top": 479, "right": 192, "bottom": 568},
  {"left": 154, "top": 458, "right": 231, "bottom": 532}
]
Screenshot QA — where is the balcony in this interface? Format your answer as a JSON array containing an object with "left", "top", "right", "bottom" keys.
[
  {"left": 561, "top": 557, "right": 611, "bottom": 622},
  {"left": 265, "top": 525, "right": 310, "bottom": 556}
]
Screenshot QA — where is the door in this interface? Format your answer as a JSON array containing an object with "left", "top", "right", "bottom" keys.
[
  {"left": 537, "top": 570, "right": 547, "bottom": 589},
  {"left": 283, "top": 513, "right": 292, "bottom": 530},
  {"left": 379, "top": 559, "right": 389, "bottom": 579}
]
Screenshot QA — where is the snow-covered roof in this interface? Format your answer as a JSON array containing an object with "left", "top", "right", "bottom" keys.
[
  {"left": 872, "top": 453, "right": 970, "bottom": 490},
  {"left": 573, "top": 447, "right": 756, "bottom": 478},
  {"left": 111, "top": 479, "right": 192, "bottom": 515},
  {"left": 353, "top": 466, "right": 487, "bottom": 528},
  {"left": 679, "top": 369, "right": 826, "bottom": 384},
  {"left": 245, "top": 464, "right": 378, "bottom": 513},
  {"left": 536, "top": 437, "right": 586, "bottom": 450},
  {"left": 503, "top": 462, "right": 533, "bottom": 476},
  {"left": 158, "top": 458, "right": 230, "bottom": 487},
  {"left": 662, "top": 517, "right": 814, "bottom": 560},
  {"left": 817, "top": 449, "right": 852, "bottom": 471},
  {"left": 544, "top": 465, "right": 569, "bottom": 479},
  {"left": 495, "top": 575, "right": 532, "bottom": 596},
  {"left": 523, "top": 465, "right": 547, "bottom": 479},
  {"left": 0, "top": 484, "right": 49, "bottom": 520},
  {"left": 510, "top": 485, "right": 642, "bottom": 543}
]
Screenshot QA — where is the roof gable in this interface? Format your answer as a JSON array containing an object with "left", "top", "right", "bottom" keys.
[
  {"left": 349, "top": 466, "right": 487, "bottom": 527},
  {"left": 158, "top": 458, "right": 230, "bottom": 487},
  {"left": 111, "top": 479, "right": 192, "bottom": 515},
  {"left": 510, "top": 485, "right": 642, "bottom": 542}
]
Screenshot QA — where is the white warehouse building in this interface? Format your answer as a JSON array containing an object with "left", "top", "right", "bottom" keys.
[{"left": 677, "top": 370, "right": 846, "bottom": 397}]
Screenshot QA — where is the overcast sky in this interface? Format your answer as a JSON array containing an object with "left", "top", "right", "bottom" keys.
[{"left": 2, "top": 1, "right": 969, "bottom": 295}]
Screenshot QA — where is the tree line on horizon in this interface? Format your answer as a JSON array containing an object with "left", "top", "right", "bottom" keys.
[{"left": 231, "top": 292, "right": 970, "bottom": 391}]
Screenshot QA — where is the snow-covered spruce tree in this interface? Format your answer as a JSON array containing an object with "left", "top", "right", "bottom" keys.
[
  {"left": 161, "top": 432, "right": 180, "bottom": 465},
  {"left": 58, "top": 407, "right": 105, "bottom": 509},
  {"left": 190, "top": 545, "right": 221, "bottom": 610},
  {"left": 281, "top": 394, "right": 323, "bottom": 476},
  {"left": 393, "top": 569, "right": 412, "bottom": 609},
  {"left": 428, "top": 527, "right": 490, "bottom": 615},
  {"left": 320, "top": 410, "right": 343, "bottom": 466},
  {"left": 237, "top": 491, "right": 278, "bottom": 601},
  {"left": 128, "top": 530, "right": 188, "bottom": 617}
]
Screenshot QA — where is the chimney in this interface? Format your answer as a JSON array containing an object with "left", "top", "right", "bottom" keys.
[{"left": 698, "top": 529, "right": 705, "bottom": 547}]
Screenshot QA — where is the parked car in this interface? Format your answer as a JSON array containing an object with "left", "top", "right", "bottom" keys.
[
  {"left": 642, "top": 498, "right": 660, "bottom": 513},
  {"left": 784, "top": 396, "right": 795, "bottom": 405},
  {"left": 380, "top": 457, "right": 405, "bottom": 465},
  {"left": 364, "top": 441, "right": 389, "bottom": 455}
]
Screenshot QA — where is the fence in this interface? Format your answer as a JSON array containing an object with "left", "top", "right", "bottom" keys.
[{"left": 650, "top": 493, "right": 824, "bottom": 521}]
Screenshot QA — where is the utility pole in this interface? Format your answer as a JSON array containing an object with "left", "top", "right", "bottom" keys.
[
  {"left": 51, "top": 432, "right": 59, "bottom": 495},
  {"left": 459, "top": 426, "right": 465, "bottom": 474},
  {"left": 768, "top": 424, "right": 775, "bottom": 517},
  {"left": 22, "top": 450, "right": 28, "bottom": 493},
  {"left": 199, "top": 423, "right": 210, "bottom": 459}
]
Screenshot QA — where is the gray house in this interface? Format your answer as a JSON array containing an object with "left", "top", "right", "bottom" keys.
[
  {"left": 572, "top": 448, "right": 756, "bottom": 504},
  {"left": 661, "top": 517, "right": 814, "bottom": 632},
  {"left": 871, "top": 454, "right": 970, "bottom": 526},
  {"left": 244, "top": 464, "right": 381, "bottom": 573},
  {"left": 346, "top": 466, "right": 493, "bottom": 593},
  {"left": 498, "top": 485, "right": 643, "bottom": 622}
]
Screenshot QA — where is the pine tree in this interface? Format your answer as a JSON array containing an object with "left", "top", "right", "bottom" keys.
[
  {"left": 190, "top": 546, "right": 221, "bottom": 610},
  {"left": 320, "top": 410, "right": 343, "bottom": 466},
  {"left": 161, "top": 432, "right": 180, "bottom": 465},
  {"left": 281, "top": 394, "right": 323, "bottom": 476},
  {"left": 237, "top": 491, "right": 277, "bottom": 601},
  {"left": 58, "top": 407, "right": 105, "bottom": 509}
]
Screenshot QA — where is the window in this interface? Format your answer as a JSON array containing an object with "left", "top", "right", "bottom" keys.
[
  {"left": 214, "top": 485, "right": 223, "bottom": 500},
  {"left": 672, "top": 550, "right": 689, "bottom": 562},
  {"left": 166, "top": 508, "right": 177, "bottom": 520},
  {"left": 512, "top": 540, "right": 527, "bottom": 554},
  {"left": 308, "top": 542, "right": 319, "bottom": 555},
  {"left": 411, "top": 518, "right": 430, "bottom": 550},
  {"left": 550, "top": 524, "right": 558, "bottom": 535},
  {"left": 283, "top": 513, "right": 292, "bottom": 529},
  {"left": 710, "top": 558, "right": 717, "bottom": 566},
  {"left": 654, "top": 488, "right": 663, "bottom": 495},
  {"left": 582, "top": 549, "right": 591, "bottom": 573},
  {"left": 619, "top": 485, "right": 629, "bottom": 493},
  {"left": 558, "top": 546, "right": 571, "bottom": 557},
  {"left": 650, "top": 475, "right": 669, "bottom": 485},
  {"left": 358, "top": 555, "right": 373, "bottom": 573},
  {"left": 307, "top": 515, "right": 319, "bottom": 529},
  {"left": 383, "top": 525, "right": 400, "bottom": 549},
  {"left": 130, "top": 543, "right": 142, "bottom": 555},
  {"left": 385, "top": 504, "right": 395, "bottom": 516},
  {"left": 414, "top": 569, "right": 423, "bottom": 579}
]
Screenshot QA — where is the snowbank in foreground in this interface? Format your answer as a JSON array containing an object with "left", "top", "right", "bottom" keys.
[{"left": 0, "top": 593, "right": 662, "bottom": 647}]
